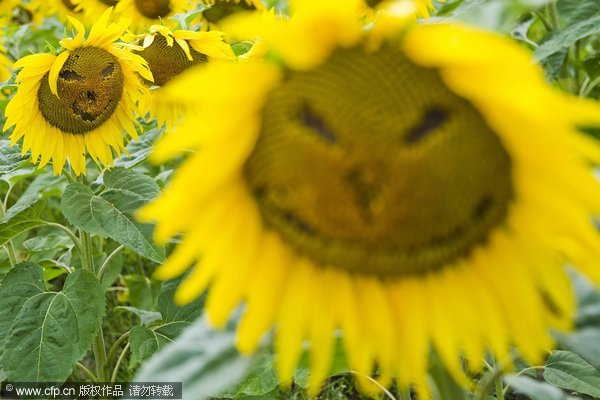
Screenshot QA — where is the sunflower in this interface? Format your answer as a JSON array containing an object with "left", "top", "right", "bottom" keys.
[
  {"left": 3, "top": 9, "right": 152, "bottom": 176},
  {"left": 113, "top": 0, "right": 188, "bottom": 31},
  {"left": 139, "top": 0, "right": 600, "bottom": 395},
  {"left": 0, "top": 40, "right": 12, "bottom": 84},
  {"left": 74, "top": 0, "right": 120, "bottom": 23},
  {"left": 363, "top": 0, "right": 441, "bottom": 19},
  {"left": 35, "top": 0, "right": 88, "bottom": 24},
  {"left": 195, "top": 0, "right": 265, "bottom": 31},
  {"left": 130, "top": 24, "right": 234, "bottom": 130}
]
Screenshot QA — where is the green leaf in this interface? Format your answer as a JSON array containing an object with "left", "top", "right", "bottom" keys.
[
  {"left": 61, "top": 168, "right": 165, "bottom": 263},
  {"left": 534, "top": 1, "right": 600, "bottom": 61},
  {"left": 0, "top": 140, "right": 27, "bottom": 178},
  {"left": 123, "top": 274, "right": 161, "bottom": 311},
  {"left": 554, "top": 329, "right": 600, "bottom": 371},
  {"left": 505, "top": 375, "right": 577, "bottom": 400},
  {"left": 220, "top": 354, "right": 279, "bottom": 397},
  {"left": 23, "top": 233, "right": 72, "bottom": 253},
  {"left": 158, "top": 279, "right": 204, "bottom": 324},
  {"left": 116, "top": 306, "right": 162, "bottom": 326},
  {"left": 571, "top": 271, "right": 600, "bottom": 327},
  {"left": 583, "top": 54, "right": 600, "bottom": 81},
  {"left": 134, "top": 318, "right": 255, "bottom": 400},
  {"left": 0, "top": 262, "right": 105, "bottom": 382},
  {"left": 0, "top": 201, "right": 45, "bottom": 247},
  {"left": 543, "top": 350, "right": 600, "bottom": 397},
  {"left": 429, "top": 352, "right": 468, "bottom": 400},
  {"left": 114, "top": 128, "right": 161, "bottom": 169},
  {"left": 129, "top": 322, "right": 189, "bottom": 366},
  {"left": 127, "top": 278, "right": 205, "bottom": 366}
]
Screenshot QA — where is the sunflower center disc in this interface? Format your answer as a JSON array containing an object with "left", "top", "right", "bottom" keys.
[
  {"left": 38, "top": 47, "right": 124, "bottom": 135},
  {"left": 202, "top": 0, "right": 256, "bottom": 24},
  {"left": 61, "top": 0, "right": 79, "bottom": 10},
  {"left": 245, "top": 45, "right": 513, "bottom": 276},
  {"left": 136, "top": 34, "right": 207, "bottom": 86},
  {"left": 134, "top": 0, "right": 170, "bottom": 18},
  {"left": 365, "top": 0, "right": 384, "bottom": 7}
]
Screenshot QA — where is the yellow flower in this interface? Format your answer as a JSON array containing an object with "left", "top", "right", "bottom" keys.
[
  {"left": 130, "top": 24, "right": 234, "bottom": 130},
  {"left": 0, "top": 40, "right": 12, "bottom": 84},
  {"left": 3, "top": 8, "right": 153, "bottom": 176},
  {"left": 139, "top": 0, "right": 600, "bottom": 396},
  {"left": 114, "top": 0, "right": 188, "bottom": 31},
  {"left": 195, "top": 0, "right": 265, "bottom": 31},
  {"left": 364, "top": 0, "right": 441, "bottom": 18},
  {"left": 72, "top": 0, "right": 119, "bottom": 23}
]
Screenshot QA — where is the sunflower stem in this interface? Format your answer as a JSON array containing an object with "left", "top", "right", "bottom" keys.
[
  {"left": 44, "top": 221, "right": 83, "bottom": 257},
  {"left": 76, "top": 362, "right": 98, "bottom": 382},
  {"left": 3, "top": 244, "right": 17, "bottom": 267},
  {"left": 105, "top": 331, "right": 130, "bottom": 372},
  {"left": 494, "top": 374, "right": 505, "bottom": 400},
  {"left": 79, "top": 226, "right": 108, "bottom": 382},
  {"left": 98, "top": 245, "right": 125, "bottom": 281},
  {"left": 111, "top": 342, "right": 130, "bottom": 383}
]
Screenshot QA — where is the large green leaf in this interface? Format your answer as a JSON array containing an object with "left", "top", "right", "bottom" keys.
[
  {"left": 535, "top": 1, "right": 600, "bottom": 61},
  {"left": 0, "top": 140, "right": 35, "bottom": 185},
  {"left": 505, "top": 375, "right": 578, "bottom": 400},
  {"left": 134, "top": 318, "right": 255, "bottom": 400},
  {"left": 554, "top": 329, "right": 600, "bottom": 371},
  {"left": 0, "top": 262, "right": 105, "bottom": 382},
  {"left": 114, "top": 127, "right": 161, "bottom": 169},
  {"left": 61, "top": 168, "right": 165, "bottom": 263},
  {"left": 220, "top": 354, "right": 279, "bottom": 398},
  {"left": 543, "top": 350, "right": 600, "bottom": 397},
  {"left": 0, "top": 201, "right": 45, "bottom": 247},
  {"left": 128, "top": 278, "right": 205, "bottom": 366},
  {"left": 158, "top": 279, "right": 204, "bottom": 324},
  {"left": 129, "top": 322, "right": 189, "bottom": 366}
]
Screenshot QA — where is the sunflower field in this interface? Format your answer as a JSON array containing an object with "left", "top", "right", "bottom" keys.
[{"left": 1, "top": 0, "right": 600, "bottom": 399}]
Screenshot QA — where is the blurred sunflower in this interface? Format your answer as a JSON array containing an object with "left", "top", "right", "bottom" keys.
[
  {"left": 130, "top": 24, "right": 234, "bottom": 130},
  {"left": 3, "top": 9, "right": 153, "bottom": 175},
  {"left": 0, "top": 40, "right": 12, "bottom": 84},
  {"left": 139, "top": 0, "right": 600, "bottom": 395},
  {"left": 195, "top": 0, "right": 265, "bottom": 30},
  {"left": 364, "top": 0, "right": 441, "bottom": 18},
  {"left": 114, "top": 0, "right": 187, "bottom": 31},
  {"left": 37, "top": 0, "right": 87, "bottom": 24},
  {"left": 75, "top": 0, "right": 119, "bottom": 22}
]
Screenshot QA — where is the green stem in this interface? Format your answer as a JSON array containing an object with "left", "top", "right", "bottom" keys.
[
  {"left": 93, "top": 326, "right": 108, "bottom": 382},
  {"left": 76, "top": 362, "right": 98, "bottom": 382},
  {"left": 546, "top": 1, "right": 561, "bottom": 30},
  {"left": 111, "top": 342, "right": 130, "bottom": 383},
  {"left": 105, "top": 331, "right": 130, "bottom": 371},
  {"left": 494, "top": 375, "right": 505, "bottom": 400},
  {"left": 0, "top": 192, "right": 18, "bottom": 266},
  {"left": 44, "top": 221, "right": 82, "bottom": 257},
  {"left": 98, "top": 245, "right": 125, "bottom": 281},
  {"left": 79, "top": 229, "right": 95, "bottom": 272},
  {"left": 78, "top": 228, "right": 107, "bottom": 381},
  {"left": 3, "top": 244, "right": 17, "bottom": 266},
  {"left": 582, "top": 76, "right": 600, "bottom": 97}
]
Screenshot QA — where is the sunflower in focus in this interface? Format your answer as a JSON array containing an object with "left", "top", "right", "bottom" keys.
[
  {"left": 195, "top": 0, "right": 265, "bottom": 31},
  {"left": 3, "top": 9, "right": 153, "bottom": 175},
  {"left": 139, "top": 0, "right": 600, "bottom": 395},
  {"left": 114, "top": 0, "right": 187, "bottom": 31},
  {"left": 131, "top": 24, "right": 234, "bottom": 130}
]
